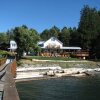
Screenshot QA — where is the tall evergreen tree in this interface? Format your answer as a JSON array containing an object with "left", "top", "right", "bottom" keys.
[
  {"left": 49, "top": 26, "right": 59, "bottom": 38},
  {"left": 92, "top": 10, "right": 100, "bottom": 58},
  {"left": 78, "top": 5, "right": 100, "bottom": 50},
  {"left": 40, "top": 26, "right": 60, "bottom": 40},
  {"left": 59, "top": 27, "right": 70, "bottom": 46},
  {"left": 70, "top": 27, "right": 81, "bottom": 46},
  {"left": 40, "top": 29, "right": 50, "bottom": 40}
]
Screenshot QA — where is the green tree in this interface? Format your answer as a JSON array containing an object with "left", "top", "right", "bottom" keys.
[
  {"left": 59, "top": 27, "right": 70, "bottom": 46},
  {"left": 28, "top": 29, "right": 40, "bottom": 53},
  {"left": 0, "top": 33, "right": 8, "bottom": 43},
  {"left": 40, "top": 29, "right": 50, "bottom": 40},
  {"left": 9, "top": 25, "right": 40, "bottom": 57},
  {"left": 53, "top": 26, "right": 60, "bottom": 34},
  {"left": 91, "top": 10, "right": 100, "bottom": 58},
  {"left": 78, "top": 5, "right": 100, "bottom": 50},
  {"left": 0, "top": 33, "right": 9, "bottom": 50},
  {"left": 40, "top": 26, "right": 60, "bottom": 41},
  {"left": 7, "top": 29, "right": 15, "bottom": 42},
  {"left": 70, "top": 27, "right": 81, "bottom": 46},
  {"left": 49, "top": 26, "right": 59, "bottom": 38}
]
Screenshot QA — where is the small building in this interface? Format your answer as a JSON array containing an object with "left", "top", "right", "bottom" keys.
[{"left": 8, "top": 40, "right": 17, "bottom": 52}]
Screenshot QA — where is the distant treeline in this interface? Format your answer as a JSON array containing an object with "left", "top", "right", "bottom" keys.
[{"left": 0, "top": 5, "right": 100, "bottom": 58}]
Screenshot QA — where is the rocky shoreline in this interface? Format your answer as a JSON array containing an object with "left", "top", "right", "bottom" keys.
[
  {"left": 41, "top": 67, "right": 100, "bottom": 77},
  {"left": 16, "top": 63, "right": 100, "bottom": 82}
]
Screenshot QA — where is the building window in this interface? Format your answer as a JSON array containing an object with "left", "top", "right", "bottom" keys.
[
  {"left": 51, "top": 37, "right": 55, "bottom": 41},
  {"left": 12, "top": 44, "right": 16, "bottom": 47},
  {"left": 38, "top": 44, "right": 44, "bottom": 47}
]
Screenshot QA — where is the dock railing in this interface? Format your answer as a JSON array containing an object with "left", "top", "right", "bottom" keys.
[{"left": 0, "top": 59, "right": 20, "bottom": 100}]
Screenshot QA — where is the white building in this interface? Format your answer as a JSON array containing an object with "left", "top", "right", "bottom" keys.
[
  {"left": 38, "top": 37, "right": 81, "bottom": 50},
  {"left": 38, "top": 37, "right": 81, "bottom": 57},
  {"left": 38, "top": 37, "right": 63, "bottom": 49},
  {"left": 9, "top": 40, "right": 17, "bottom": 51}
]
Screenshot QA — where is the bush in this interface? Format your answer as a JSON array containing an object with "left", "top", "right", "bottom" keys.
[
  {"left": 0, "top": 58, "right": 6, "bottom": 65},
  {"left": 0, "top": 50, "right": 17, "bottom": 58},
  {"left": 0, "top": 50, "right": 8, "bottom": 58}
]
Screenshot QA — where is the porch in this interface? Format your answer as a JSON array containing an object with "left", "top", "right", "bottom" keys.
[{"left": 40, "top": 48, "right": 89, "bottom": 59}]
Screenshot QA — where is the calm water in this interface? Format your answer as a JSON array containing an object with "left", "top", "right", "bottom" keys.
[{"left": 16, "top": 76, "right": 100, "bottom": 100}]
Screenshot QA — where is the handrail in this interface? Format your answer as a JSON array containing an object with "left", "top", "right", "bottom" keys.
[{"left": 0, "top": 59, "right": 20, "bottom": 100}]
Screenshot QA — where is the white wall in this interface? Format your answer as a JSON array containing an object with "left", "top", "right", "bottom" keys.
[
  {"left": 43, "top": 38, "right": 63, "bottom": 48},
  {"left": 10, "top": 40, "right": 17, "bottom": 50}
]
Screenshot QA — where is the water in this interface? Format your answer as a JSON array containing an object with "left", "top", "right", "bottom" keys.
[{"left": 16, "top": 76, "right": 100, "bottom": 100}]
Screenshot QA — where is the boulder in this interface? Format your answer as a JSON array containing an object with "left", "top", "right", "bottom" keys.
[
  {"left": 94, "top": 68, "right": 100, "bottom": 72},
  {"left": 47, "top": 70, "right": 55, "bottom": 76},
  {"left": 57, "top": 70, "right": 64, "bottom": 73},
  {"left": 83, "top": 71, "right": 95, "bottom": 76},
  {"left": 64, "top": 68, "right": 79, "bottom": 75}
]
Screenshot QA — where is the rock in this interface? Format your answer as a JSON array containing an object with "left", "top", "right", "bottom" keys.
[
  {"left": 76, "top": 71, "right": 80, "bottom": 74},
  {"left": 87, "top": 69, "right": 94, "bottom": 72},
  {"left": 57, "top": 70, "right": 64, "bottom": 73},
  {"left": 94, "top": 68, "right": 100, "bottom": 72},
  {"left": 83, "top": 71, "right": 95, "bottom": 76},
  {"left": 46, "top": 70, "right": 55, "bottom": 76},
  {"left": 82, "top": 72, "right": 90, "bottom": 76},
  {"left": 97, "top": 64, "right": 100, "bottom": 67},
  {"left": 53, "top": 70, "right": 59, "bottom": 73},
  {"left": 64, "top": 68, "right": 80, "bottom": 75}
]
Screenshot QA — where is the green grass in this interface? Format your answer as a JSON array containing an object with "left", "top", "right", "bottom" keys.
[
  {"left": 22, "top": 56, "right": 80, "bottom": 61},
  {"left": 18, "top": 58, "right": 97, "bottom": 69},
  {"left": 18, "top": 56, "right": 100, "bottom": 69}
]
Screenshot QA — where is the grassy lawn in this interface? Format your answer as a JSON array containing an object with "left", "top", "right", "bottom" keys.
[
  {"left": 21, "top": 56, "right": 80, "bottom": 61},
  {"left": 17, "top": 56, "right": 100, "bottom": 69},
  {"left": 18, "top": 57, "right": 98, "bottom": 69}
]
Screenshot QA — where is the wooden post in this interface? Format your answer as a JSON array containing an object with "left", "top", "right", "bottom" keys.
[{"left": 11, "top": 59, "right": 17, "bottom": 78}]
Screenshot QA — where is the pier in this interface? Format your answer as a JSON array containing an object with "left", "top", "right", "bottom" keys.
[{"left": 0, "top": 59, "right": 20, "bottom": 100}]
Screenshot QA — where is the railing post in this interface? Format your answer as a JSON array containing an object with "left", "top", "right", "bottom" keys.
[{"left": 11, "top": 59, "right": 17, "bottom": 78}]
